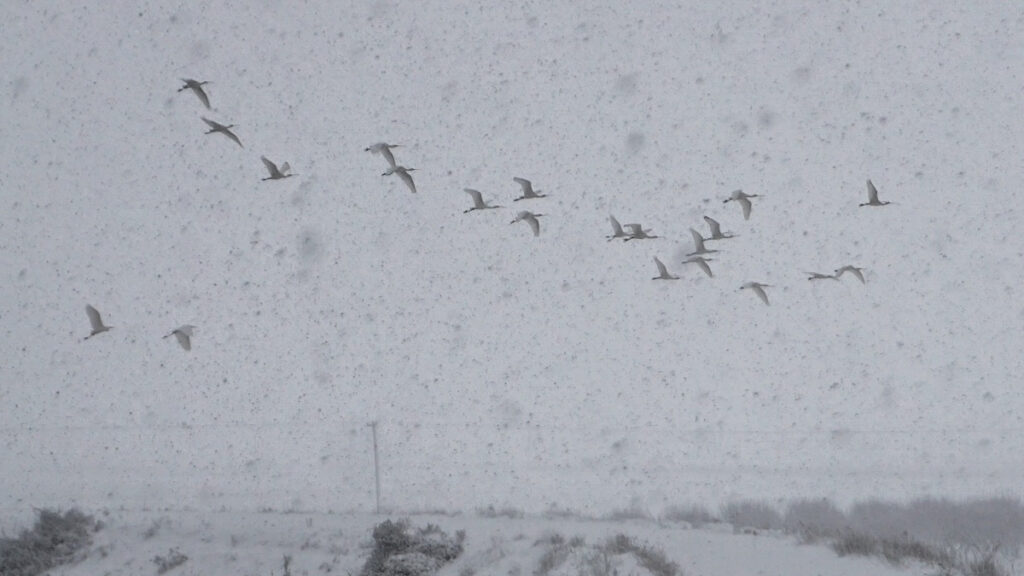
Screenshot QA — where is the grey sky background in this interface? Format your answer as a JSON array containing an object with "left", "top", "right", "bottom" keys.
[{"left": 2, "top": 2, "right": 1022, "bottom": 517}]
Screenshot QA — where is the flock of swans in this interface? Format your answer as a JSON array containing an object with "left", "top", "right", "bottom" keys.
[
  {"left": 364, "top": 141, "right": 551, "bottom": 238},
  {"left": 359, "top": 131, "right": 884, "bottom": 307},
  {"left": 83, "top": 78, "right": 296, "bottom": 350},
  {"left": 633, "top": 180, "right": 881, "bottom": 305},
  {"left": 82, "top": 76, "right": 893, "bottom": 347}
]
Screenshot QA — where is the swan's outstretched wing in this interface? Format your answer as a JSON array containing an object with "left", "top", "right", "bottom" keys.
[
  {"left": 609, "top": 215, "right": 624, "bottom": 236},
  {"left": 513, "top": 177, "right": 533, "bottom": 196},
  {"left": 654, "top": 257, "right": 670, "bottom": 277},
  {"left": 174, "top": 331, "right": 191, "bottom": 351},
  {"left": 689, "top": 228, "right": 706, "bottom": 251},
  {"left": 465, "top": 188, "right": 484, "bottom": 207},
  {"left": 512, "top": 211, "right": 541, "bottom": 236},
  {"left": 223, "top": 127, "right": 243, "bottom": 148},
  {"left": 366, "top": 143, "right": 399, "bottom": 168},
  {"left": 836, "top": 266, "right": 866, "bottom": 284},
  {"left": 181, "top": 80, "right": 211, "bottom": 109},
  {"left": 398, "top": 169, "right": 416, "bottom": 193},
  {"left": 866, "top": 179, "right": 880, "bottom": 203},
  {"left": 752, "top": 284, "right": 769, "bottom": 305},
  {"left": 738, "top": 197, "right": 752, "bottom": 220},
  {"left": 703, "top": 216, "right": 722, "bottom": 237},
  {"left": 689, "top": 257, "right": 713, "bottom": 278},
  {"left": 379, "top": 146, "right": 397, "bottom": 168},
  {"left": 261, "top": 156, "right": 280, "bottom": 177},
  {"left": 86, "top": 305, "right": 104, "bottom": 331},
  {"left": 526, "top": 214, "right": 540, "bottom": 236},
  {"left": 164, "top": 326, "right": 194, "bottom": 351}
]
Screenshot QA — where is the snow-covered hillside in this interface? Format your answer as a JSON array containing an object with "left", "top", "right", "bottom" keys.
[{"left": 2, "top": 2, "right": 1023, "bottom": 518}]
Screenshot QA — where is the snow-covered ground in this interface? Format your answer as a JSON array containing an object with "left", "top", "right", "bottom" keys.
[
  {"left": 41, "top": 509, "right": 926, "bottom": 576},
  {"left": 2, "top": 0, "right": 1023, "bottom": 525}
]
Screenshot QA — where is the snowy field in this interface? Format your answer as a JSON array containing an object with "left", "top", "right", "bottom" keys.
[
  {"left": 3, "top": 0, "right": 1024, "bottom": 549},
  {"left": 15, "top": 509, "right": 933, "bottom": 576}
]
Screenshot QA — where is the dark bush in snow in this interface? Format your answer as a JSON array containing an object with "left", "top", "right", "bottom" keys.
[
  {"left": 0, "top": 508, "right": 100, "bottom": 576},
  {"left": 361, "top": 519, "right": 464, "bottom": 576}
]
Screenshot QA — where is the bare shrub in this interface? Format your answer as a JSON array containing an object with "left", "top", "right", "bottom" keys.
[
  {"left": 601, "top": 534, "right": 679, "bottom": 576},
  {"left": 809, "top": 497, "right": 1022, "bottom": 575},
  {"left": 542, "top": 505, "right": 582, "bottom": 520},
  {"left": 963, "top": 554, "right": 1007, "bottom": 576},
  {"left": 660, "top": 504, "right": 717, "bottom": 528},
  {"left": 829, "top": 530, "right": 992, "bottom": 572},
  {"left": 878, "top": 534, "right": 952, "bottom": 566},
  {"left": 360, "top": 519, "right": 464, "bottom": 576},
  {"left": 842, "top": 497, "right": 1024, "bottom": 559},
  {"left": 534, "top": 532, "right": 565, "bottom": 547},
  {"left": 829, "top": 531, "right": 876, "bottom": 557},
  {"left": 152, "top": 547, "right": 188, "bottom": 574},
  {"left": 720, "top": 500, "right": 782, "bottom": 531},
  {"left": 902, "top": 497, "right": 1024, "bottom": 548},
  {"left": 783, "top": 499, "right": 847, "bottom": 542},
  {"left": 602, "top": 534, "right": 634, "bottom": 555},
  {"left": 0, "top": 508, "right": 101, "bottom": 576},
  {"left": 846, "top": 499, "right": 906, "bottom": 540},
  {"left": 142, "top": 518, "right": 167, "bottom": 540},
  {"left": 382, "top": 552, "right": 440, "bottom": 575},
  {"left": 534, "top": 532, "right": 575, "bottom": 576},
  {"left": 476, "top": 506, "right": 524, "bottom": 519},
  {"left": 603, "top": 506, "right": 652, "bottom": 522},
  {"left": 951, "top": 544, "right": 1011, "bottom": 576},
  {"left": 579, "top": 549, "right": 617, "bottom": 576}
]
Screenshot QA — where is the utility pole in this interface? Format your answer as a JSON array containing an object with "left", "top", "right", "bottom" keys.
[{"left": 369, "top": 421, "right": 381, "bottom": 514}]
